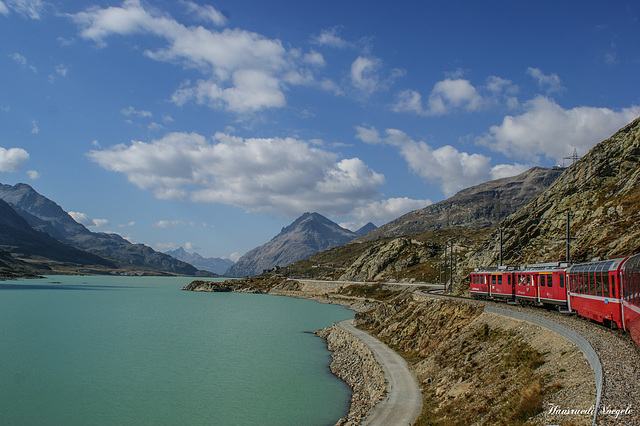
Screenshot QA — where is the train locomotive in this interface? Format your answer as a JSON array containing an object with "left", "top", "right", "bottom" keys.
[{"left": 470, "top": 253, "right": 640, "bottom": 347}]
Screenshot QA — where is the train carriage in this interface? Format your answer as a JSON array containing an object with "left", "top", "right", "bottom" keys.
[
  {"left": 514, "top": 262, "right": 569, "bottom": 307},
  {"left": 567, "top": 258, "right": 624, "bottom": 329},
  {"left": 469, "top": 269, "right": 490, "bottom": 298},
  {"left": 470, "top": 267, "right": 515, "bottom": 300},
  {"left": 621, "top": 253, "right": 640, "bottom": 346}
]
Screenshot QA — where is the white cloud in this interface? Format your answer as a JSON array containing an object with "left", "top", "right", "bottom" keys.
[
  {"left": 184, "top": 1, "right": 227, "bottom": 26},
  {"left": 526, "top": 67, "right": 564, "bottom": 94},
  {"left": 184, "top": 241, "right": 200, "bottom": 250},
  {"left": 351, "top": 197, "right": 432, "bottom": 228},
  {"left": 0, "top": 147, "right": 29, "bottom": 172},
  {"left": 312, "top": 27, "right": 348, "bottom": 48},
  {"left": 31, "top": 120, "right": 39, "bottom": 134},
  {"left": 88, "top": 131, "right": 386, "bottom": 217},
  {"left": 121, "top": 106, "right": 152, "bottom": 118},
  {"left": 153, "top": 220, "right": 185, "bottom": 228},
  {"left": 69, "top": 211, "right": 110, "bottom": 228},
  {"left": 4, "top": 0, "right": 46, "bottom": 19},
  {"left": 350, "top": 56, "right": 381, "bottom": 95},
  {"left": 10, "top": 52, "right": 37, "bottom": 73},
  {"left": 394, "top": 78, "right": 484, "bottom": 116},
  {"left": 70, "top": 0, "right": 318, "bottom": 114},
  {"left": 356, "top": 126, "right": 526, "bottom": 197},
  {"left": 478, "top": 96, "right": 640, "bottom": 163},
  {"left": 26, "top": 169, "right": 39, "bottom": 179}
]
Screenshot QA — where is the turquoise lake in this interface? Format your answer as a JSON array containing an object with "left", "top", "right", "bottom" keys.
[{"left": 0, "top": 275, "right": 354, "bottom": 425}]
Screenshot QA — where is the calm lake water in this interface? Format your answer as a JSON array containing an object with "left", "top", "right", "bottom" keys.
[{"left": 0, "top": 275, "right": 354, "bottom": 425}]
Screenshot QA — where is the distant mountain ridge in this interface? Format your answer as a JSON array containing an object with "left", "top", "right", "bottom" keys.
[
  {"left": 0, "top": 198, "right": 115, "bottom": 270},
  {"left": 225, "top": 212, "right": 375, "bottom": 277},
  {"left": 166, "top": 247, "right": 233, "bottom": 275},
  {"left": 0, "top": 183, "right": 200, "bottom": 275},
  {"left": 354, "top": 166, "right": 564, "bottom": 242}
]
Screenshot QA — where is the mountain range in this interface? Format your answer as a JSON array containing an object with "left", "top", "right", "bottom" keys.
[
  {"left": 353, "top": 166, "right": 564, "bottom": 243},
  {"left": 166, "top": 247, "right": 234, "bottom": 275},
  {"left": 0, "top": 183, "right": 202, "bottom": 276},
  {"left": 225, "top": 212, "right": 376, "bottom": 277}
]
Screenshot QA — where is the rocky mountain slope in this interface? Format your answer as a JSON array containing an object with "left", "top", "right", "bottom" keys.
[
  {"left": 0, "top": 183, "right": 199, "bottom": 275},
  {"left": 166, "top": 247, "right": 232, "bottom": 275},
  {"left": 0, "top": 199, "right": 117, "bottom": 276},
  {"left": 467, "top": 115, "right": 640, "bottom": 269},
  {"left": 225, "top": 212, "right": 375, "bottom": 277},
  {"left": 354, "top": 167, "right": 563, "bottom": 242}
]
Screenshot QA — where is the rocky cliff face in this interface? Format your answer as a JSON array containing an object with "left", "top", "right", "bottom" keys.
[
  {"left": 467, "top": 116, "right": 640, "bottom": 267},
  {"left": 226, "top": 212, "right": 372, "bottom": 277},
  {"left": 355, "top": 167, "right": 563, "bottom": 243}
]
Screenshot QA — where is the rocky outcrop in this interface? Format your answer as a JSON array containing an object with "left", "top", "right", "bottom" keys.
[
  {"left": 316, "top": 324, "right": 386, "bottom": 425},
  {"left": 354, "top": 167, "right": 563, "bottom": 242},
  {"left": 339, "top": 238, "right": 437, "bottom": 282},
  {"left": 180, "top": 279, "right": 263, "bottom": 293}
]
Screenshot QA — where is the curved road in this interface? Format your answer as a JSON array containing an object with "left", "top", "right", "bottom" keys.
[{"left": 336, "top": 319, "right": 423, "bottom": 426}]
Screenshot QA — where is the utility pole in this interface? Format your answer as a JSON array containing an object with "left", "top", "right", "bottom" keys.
[
  {"left": 566, "top": 211, "right": 570, "bottom": 263},
  {"left": 499, "top": 228, "right": 503, "bottom": 267},
  {"left": 449, "top": 240, "right": 454, "bottom": 293},
  {"left": 443, "top": 244, "right": 448, "bottom": 291}
]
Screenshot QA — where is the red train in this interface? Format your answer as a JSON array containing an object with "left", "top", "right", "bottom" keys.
[{"left": 470, "top": 253, "right": 640, "bottom": 347}]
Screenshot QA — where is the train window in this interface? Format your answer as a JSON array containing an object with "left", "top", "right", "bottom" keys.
[
  {"left": 508, "top": 275, "right": 512, "bottom": 286},
  {"left": 611, "top": 273, "right": 616, "bottom": 298},
  {"left": 540, "top": 274, "right": 546, "bottom": 287},
  {"left": 589, "top": 266, "right": 596, "bottom": 296},
  {"left": 497, "top": 275, "right": 502, "bottom": 285},
  {"left": 559, "top": 273, "right": 564, "bottom": 288},
  {"left": 603, "top": 272, "right": 610, "bottom": 297},
  {"left": 492, "top": 275, "right": 497, "bottom": 286},
  {"left": 581, "top": 270, "right": 587, "bottom": 294},
  {"left": 595, "top": 264, "right": 604, "bottom": 297},
  {"left": 547, "top": 274, "right": 553, "bottom": 288}
]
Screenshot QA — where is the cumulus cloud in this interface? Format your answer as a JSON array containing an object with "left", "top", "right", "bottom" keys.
[
  {"left": 69, "top": 211, "right": 110, "bottom": 228},
  {"left": 394, "top": 78, "right": 484, "bottom": 116},
  {"left": 184, "top": 1, "right": 227, "bottom": 26},
  {"left": 312, "top": 27, "right": 348, "bottom": 48},
  {"left": 87, "top": 131, "right": 386, "bottom": 217},
  {"left": 478, "top": 96, "right": 640, "bottom": 163},
  {"left": 348, "top": 197, "right": 432, "bottom": 229},
  {"left": 0, "top": 147, "right": 29, "bottom": 172},
  {"left": 350, "top": 56, "right": 381, "bottom": 95},
  {"left": 26, "top": 169, "right": 39, "bottom": 179},
  {"left": 69, "top": 0, "right": 319, "bottom": 114},
  {"left": 355, "top": 126, "right": 527, "bottom": 196},
  {"left": 526, "top": 67, "right": 564, "bottom": 94}
]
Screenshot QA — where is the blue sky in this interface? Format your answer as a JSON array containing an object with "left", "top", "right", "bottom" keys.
[{"left": 1, "top": 0, "right": 639, "bottom": 261}]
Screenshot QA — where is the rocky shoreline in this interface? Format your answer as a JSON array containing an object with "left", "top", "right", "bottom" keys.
[{"left": 315, "top": 324, "right": 387, "bottom": 425}]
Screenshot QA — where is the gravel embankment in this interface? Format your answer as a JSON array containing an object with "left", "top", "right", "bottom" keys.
[{"left": 423, "top": 291, "right": 640, "bottom": 425}]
